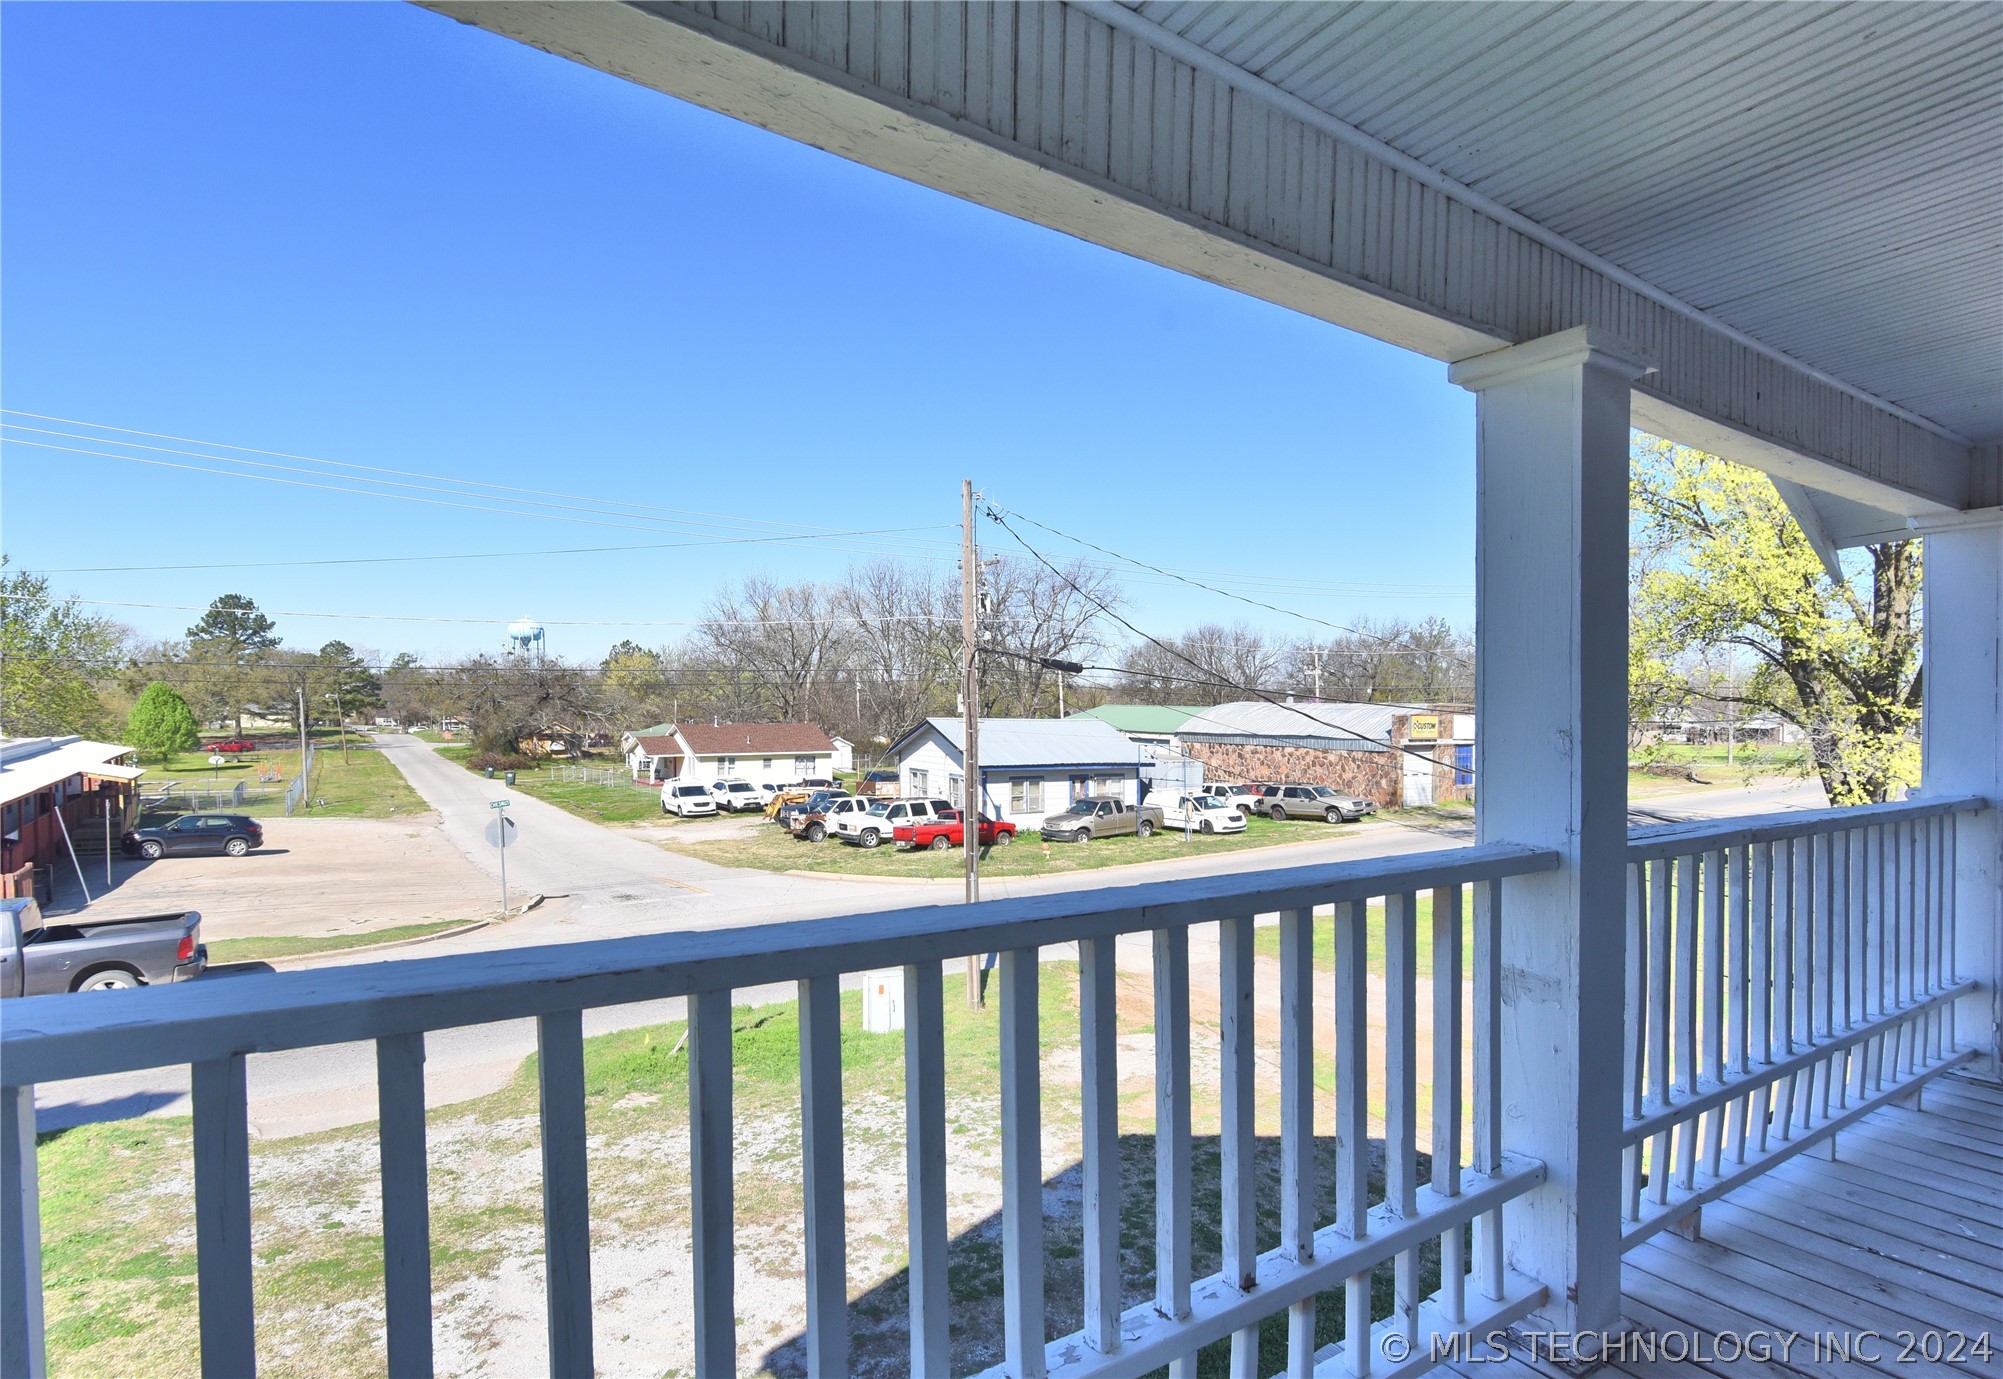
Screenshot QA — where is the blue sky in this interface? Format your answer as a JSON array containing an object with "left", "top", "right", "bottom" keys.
[{"left": 1, "top": 1, "right": 1475, "bottom": 665}]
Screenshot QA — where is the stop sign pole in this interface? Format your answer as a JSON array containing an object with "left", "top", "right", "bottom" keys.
[{"left": 490, "top": 799, "right": 510, "bottom": 914}]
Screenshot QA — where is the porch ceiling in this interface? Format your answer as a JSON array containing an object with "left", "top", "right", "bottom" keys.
[
  {"left": 1128, "top": 0, "right": 2003, "bottom": 446},
  {"left": 427, "top": 0, "right": 1999, "bottom": 515}
]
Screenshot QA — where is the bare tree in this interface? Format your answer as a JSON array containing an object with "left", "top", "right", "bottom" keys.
[{"left": 978, "top": 556, "right": 1122, "bottom": 716}]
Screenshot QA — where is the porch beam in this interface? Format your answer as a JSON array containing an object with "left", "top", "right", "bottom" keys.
[
  {"left": 421, "top": 0, "right": 1976, "bottom": 515},
  {"left": 1921, "top": 516, "right": 2003, "bottom": 1077},
  {"left": 1453, "top": 325, "right": 1642, "bottom": 1336}
]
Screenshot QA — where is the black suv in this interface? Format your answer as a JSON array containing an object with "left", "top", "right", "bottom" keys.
[{"left": 123, "top": 814, "right": 264, "bottom": 859}]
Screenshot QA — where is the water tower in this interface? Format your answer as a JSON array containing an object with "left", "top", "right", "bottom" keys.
[{"left": 506, "top": 616, "right": 546, "bottom": 666}]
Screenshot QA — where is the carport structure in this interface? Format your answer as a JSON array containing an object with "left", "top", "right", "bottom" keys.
[{"left": 5, "top": 5, "right": 2000, "bottom": 1378}]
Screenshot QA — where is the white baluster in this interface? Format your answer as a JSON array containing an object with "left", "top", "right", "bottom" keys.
[
  {"left": 1079, "top": 937, "right": 1122, "bottom": 1358},
  {"left": 798, "top": 976, "right": 847, "bottom": 1379},
  {"left": 904, "top": 962, "right": 949, "bottom": 1377},
  {"left": 1000, "top": 948, "right": 1046, "bottom": 1379},
  {"left": 689, "top": 991, "right": 735, "bottom": 1378},
  {"left": 535, "top": 1013, "right": 592, "bottom": 1379}
]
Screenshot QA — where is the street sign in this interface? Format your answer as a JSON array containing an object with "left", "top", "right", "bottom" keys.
[
  {"left": 483, "top": 816, "right": 518, "bottom": 848},
  {"left": 490, "top": 799, "right": 511, "bottom": 809}
]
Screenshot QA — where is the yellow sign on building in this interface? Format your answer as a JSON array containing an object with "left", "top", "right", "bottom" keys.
[{"left": 1407, "top": 714, "right": 1440, "bottom": 741}]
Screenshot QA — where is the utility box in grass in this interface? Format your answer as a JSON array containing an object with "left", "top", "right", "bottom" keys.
[{"left": 862, "top": 968, "right": 905, "bottom": 1033}]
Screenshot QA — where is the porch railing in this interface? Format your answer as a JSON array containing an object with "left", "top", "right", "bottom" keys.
[
  {"left": 1618, "top": 795, "right": 1988, "bottom": 1246},
  {"left": 0, "top": 842, "right": 1557, "bottom": 1379}
]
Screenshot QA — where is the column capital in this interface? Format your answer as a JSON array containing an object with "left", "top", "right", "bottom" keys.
[
  {"left": 1449, "top": 325, "right": 1651, "bottom": 393},
  {"left": 1908, "top": 505, "right": 2003, "bottom": 536}
]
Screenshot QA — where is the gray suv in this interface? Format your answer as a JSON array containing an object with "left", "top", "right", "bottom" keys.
[{"left": 1260, "top": 784, "right": 1375, "bottom": 823}]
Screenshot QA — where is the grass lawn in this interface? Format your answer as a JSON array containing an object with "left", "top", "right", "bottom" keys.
[
  {"left": 139, "top": 729, "right": 425, "bottom": 821},
  {"left": 206, "top": 919, "right": 477, "bottom": 965},
  {"left": 433, "top": 746, "right": 667, "bottom": 825},
  {"left": 1250, "top": 891, "right": 1474, "bottom": 977},
  {"left": 37, "top": 960, "right": 1439, "bottom": 1379},
  {"left": 1646, "top": 742, "right": 1808, "bottom": 769},
  {"left": 661, "top": 813, "right": 1362, "bottom": 878}
]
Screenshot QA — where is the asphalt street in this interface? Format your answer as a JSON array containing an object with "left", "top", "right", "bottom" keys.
[{"left": 33, "top": 739, "right": 1825, "bottom": 1136}]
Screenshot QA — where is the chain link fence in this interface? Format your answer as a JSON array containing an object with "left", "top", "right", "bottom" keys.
[
  {"left": 284, "top": 743, "right": 316, "bottom": 816},
  {"left": 546, "top": 762, "right": 624, "bottom": 787}
]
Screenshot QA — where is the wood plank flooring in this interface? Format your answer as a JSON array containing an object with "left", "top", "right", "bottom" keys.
[{"left": 1446, "top": 1073, "right": 2001, "bottom": 1378}]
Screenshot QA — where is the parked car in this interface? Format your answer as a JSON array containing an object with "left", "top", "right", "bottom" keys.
[
  {"left": 1041, "top": 797, "right": 1165, "bottom": 842},
  {"left": 122, "top": 814, "right": 264, "bottom": 859},
  {"left": 1260, "top": 784, "right": 1374, "bottom": 823},
  {"left": 204, "top": 739, "right": 257, "bottom": 755},
  {"left": 662, "top": 782, "right": 720, "bottom": 817},
  {"left": 793, "top": 778, "right": 836, "bottom": 791},
  {"left": 894, "top": 809, "right": 1017, "bottom": 851},
  {"left": 1160, "top": 794, "right": 1247, "bottom": 834},
  {"left": 856, "top": 769, "right": 901, "bottom": 798},
  {"left": 0, "top": 897, "right": 206, "bottom": 995},
  {"left": 708, "top": 780, "right": 766, "bottom": 813},
  {"left": 779, "top": 789, "right": 847, "bottom": 832},
  {"left": 1200, "top": 782, "right": 1264, "bottom": 815},
  {"left": 834, "top": 797, "right": 955, "bottom": 848}
]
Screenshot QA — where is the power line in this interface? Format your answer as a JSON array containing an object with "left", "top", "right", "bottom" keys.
[
  {"left": 984, "top": 497, "right": 1472, "bottom": 645},
  {"left": 982, "top": 506, "right": 1474, "bottom": 777},
  {"left": 13, "top": 527, "right": 954, "bottom": 576},
  {"left": 0, "top": 590, "right": 991, "bottom": 629},
  {"left": 4, "top": 435, "right": 963, "bottom": 562},
  {"left": 1, "top": 410, "right": 960, "bottom": 546},
  {"left": 4, "top": 411, "right": 1465, "bottom": 602}
]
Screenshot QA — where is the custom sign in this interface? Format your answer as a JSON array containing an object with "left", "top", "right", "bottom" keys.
[{"left": 1407, "top": 714, "right": 1440, "bottom": 741}]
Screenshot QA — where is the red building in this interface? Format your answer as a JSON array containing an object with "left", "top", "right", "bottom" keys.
[{"left": 0, "top": 736, "right": 145, "bottom": 899}]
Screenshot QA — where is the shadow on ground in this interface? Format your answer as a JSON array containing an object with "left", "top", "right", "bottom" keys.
[{"left": 760, "top": 1132, "right": 1435, "bottom": 1379}]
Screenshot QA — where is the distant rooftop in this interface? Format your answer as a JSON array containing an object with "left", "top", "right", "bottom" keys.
[
  {"left": 894, "top": 716, "right": 1139, "bottom": 769},
  {"left": 1069, "top": 704, "right": 1206, "bottom": 735}
]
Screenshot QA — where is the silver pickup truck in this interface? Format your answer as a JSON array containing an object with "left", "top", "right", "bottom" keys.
[
  {"left": 1040, "top": 797, "right": 1166, "bottom": 842},
  {"left": 0, "top": 897, "right": 206, "bottom": 996}
]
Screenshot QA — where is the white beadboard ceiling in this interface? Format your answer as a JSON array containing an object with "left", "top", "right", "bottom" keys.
[{"left": 1126, "top": 0, "right": 2002, "bottom": 443}]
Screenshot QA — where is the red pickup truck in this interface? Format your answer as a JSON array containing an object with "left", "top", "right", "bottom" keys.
[
  {"left": 204, "top": 739, "right": 258, "bottom": 754},
  {"left": 893, "top": 809, "right": 1016, "bottom": 851}
]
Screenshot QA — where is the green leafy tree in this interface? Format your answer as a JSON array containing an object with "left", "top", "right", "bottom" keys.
[
  {"left": 185, "top": 593, "right": 281, "bottom": 733},
  {"left": 0, "top": 559, "right": 127, "bottom": 736},
  {"left": 125, "top": 681, "right": 201, "bottom": 758},
  {"left": 1631, "top": 437, "right": 1922, "bottom": 805},
  {"left": 316, "top": 640, "right": 383, "bottom": 721}
]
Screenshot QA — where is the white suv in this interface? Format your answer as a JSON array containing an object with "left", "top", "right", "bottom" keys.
[
  {"left": 833, "top": 797, "right": 955, "bottom": 849},
  {"left": 662, "top": 782, "right": 719, "bottom": 818},
  {"left": 708, "top": 780, "right": 765, "bottom": 813}
]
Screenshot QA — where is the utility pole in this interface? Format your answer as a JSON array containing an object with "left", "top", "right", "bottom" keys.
[
  {"left": 1311, "top": 646, "right": 1324, "bottom": 700},
  {"left": 335, "top": 680, "right": 349, "bottom": 763},
  {"left": 298, "top": 686, "right": 308, "bottom": 779},
  {"left": 962, "top": 479, "right": 983, "bottom": 1007}
]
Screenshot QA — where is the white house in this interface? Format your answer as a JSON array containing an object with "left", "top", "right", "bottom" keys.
[
  {"left": 885, "top": 716, "right": 1142, "bottom": 830},
  {"left": 623, "top": 721, "right": 839, "bottom": 786},
  {"left": 829, "top": 735, "right": 854, "bottom": 775}
]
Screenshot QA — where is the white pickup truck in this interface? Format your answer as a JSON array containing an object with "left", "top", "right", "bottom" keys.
[{"left": 833, "top": 797, "right": 956, "bottom": 849}]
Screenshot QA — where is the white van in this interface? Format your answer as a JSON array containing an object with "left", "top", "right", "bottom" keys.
[{"left": 662, "top": 783, "right": 720, "bottom": 818}]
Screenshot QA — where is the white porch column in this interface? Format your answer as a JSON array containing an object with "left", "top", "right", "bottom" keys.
[
  {"left": 1920, "top": 517, "right": 2003, "bottom": 1077},
  {"left": 1451, "top": 326, "right": 1645, "bottom": 1336}
]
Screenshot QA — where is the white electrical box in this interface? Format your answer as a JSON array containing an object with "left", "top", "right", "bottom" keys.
[{"left": 862, "top": 967, "right": 906, "bottom": 1033}]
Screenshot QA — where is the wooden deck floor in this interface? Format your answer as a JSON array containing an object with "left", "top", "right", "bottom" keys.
[{"left": 1447, "top": 1072, "right": 2002, "bottom": 1379}]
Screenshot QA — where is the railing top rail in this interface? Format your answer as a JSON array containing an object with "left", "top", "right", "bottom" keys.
[
  {"left": 1, "top": 840, "right": 1556, "bottom": 1087},
  {"left": 1625, "top": 793, "right": 1989, "bottom": 862}
]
